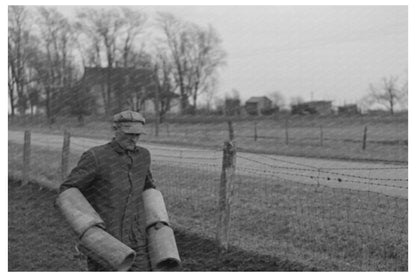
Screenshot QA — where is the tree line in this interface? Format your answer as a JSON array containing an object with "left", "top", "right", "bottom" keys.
[{"left": 8, "top": 6, "right": 226, "bottom": 123}]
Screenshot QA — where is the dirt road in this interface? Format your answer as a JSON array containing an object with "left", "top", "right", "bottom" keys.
[{"left": 8, "top": 130, "right": 407, "bottom": 198}]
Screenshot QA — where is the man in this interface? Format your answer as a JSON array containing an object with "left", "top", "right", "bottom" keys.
[{"left": 59, "top": 110, "right": 155, "bottom": 271}]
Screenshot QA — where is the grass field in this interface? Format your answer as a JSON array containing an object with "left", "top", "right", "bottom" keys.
[
  {"left": 9, "top": 113, "right": 408, "bottom": 163},
  {"left": 9, "top": 179, "right": 314, "bottom": 271},
  {"left": 8, "top": 141, "right": 408, "bottom": 271}
]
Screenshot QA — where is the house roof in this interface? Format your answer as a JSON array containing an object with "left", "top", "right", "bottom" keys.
[
  {"left": 146, "top": 90, "right": 180, "bottom": 99},
  {"left": 246, "top": 96, "right": 272, "bottom": 103},
  {"left": 303, "top": 100, "right": 332, "bottom": 105},
  {"left": 338, "top": 104, "right": 357, "bottom": 108}
]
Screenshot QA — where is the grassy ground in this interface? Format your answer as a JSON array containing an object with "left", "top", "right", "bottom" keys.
[
  {"left": 8, "top": 141, "right": 408, "bottom": 271},
  {"left": 157, "top": 163, "right": 407, "bottom": 271},
  {"left": 8, "top": 179, "right": 314, "bottom": 271},
  {"left": 8, "top": 113, "right": 408, "bottom": 163}
]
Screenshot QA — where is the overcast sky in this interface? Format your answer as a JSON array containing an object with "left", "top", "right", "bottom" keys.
[{"left": 53, "top": 5, "right": 408, "bottom": 107}]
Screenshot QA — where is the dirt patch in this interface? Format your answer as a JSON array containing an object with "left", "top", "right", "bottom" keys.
[
  {"left": 8, "top": 179, "right": 315, "bottom": 271},
  {"left": 175, "top": 230, "right": 317, "bottom": 271}
]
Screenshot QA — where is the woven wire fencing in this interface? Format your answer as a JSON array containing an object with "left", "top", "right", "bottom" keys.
[
  {"left": 8, "top": 5, "right": 408, "bottom": 272},
  {"left": 9, "top": 113, "right": 408, "bottom": 164},
  {"left": 141, "top": 114, "right": 408, "bottom": 163},
  {"left": 8, "top": 126, "right": 407, "bottom": 271},
  {"left": 230, "top": 153, "right": 407, "bottom": 271},
  {"left": 152, "top": 146, "right": 407, "bottom": 271}
]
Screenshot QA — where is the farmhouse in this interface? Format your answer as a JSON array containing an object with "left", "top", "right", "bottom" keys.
[
  {"left": 291, "top": 100, "right": 332, "bottom": 115},
  {"left": 338, "top": 104, "right": 360, "bottom": 115},
  {"left": 77, "top": 67, "right": 156, "bottom": 115},
  {"left": 245, "top": 96, "right": 272, "bottom": 115},
  {"left": 77, "top": 67, "right": 180, "bottom": 116}
]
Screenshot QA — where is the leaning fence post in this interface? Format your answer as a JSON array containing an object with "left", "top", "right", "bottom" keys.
[
  {"left": 285, "top": 119, "right": 289, "bottom": 145},
  {"left": 154, "top": 118, "right": 159, "bottom": 137},
  {"left": 227, "top": 120, "right": 234, "bottom": 141},
  {"left": 362, "top": 126, "right": 368, "bottom": 150},
  {"left": 320, "top": 125, "right": 324, "bottom": 147},
  {"left": 22, "top": 130, "right": 31, "bottom": 186},
  {"left": 216, "top": 134, "right": 236, "bottom": 253},
  {"left": 61, "top": 130, "right": 71, "bottom": 181}
]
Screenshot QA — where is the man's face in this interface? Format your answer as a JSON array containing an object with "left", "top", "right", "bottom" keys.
[{"left": 115, "top": 130, "right": 140, "bottom": 151}]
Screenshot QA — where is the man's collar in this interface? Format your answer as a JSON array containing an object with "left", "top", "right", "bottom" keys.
[{"left": 109, "top": 139, "right": 138, "bottom": 154}]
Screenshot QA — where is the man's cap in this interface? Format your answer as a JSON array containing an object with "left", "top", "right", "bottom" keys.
[{"left": 113, "top": 110, "right": 146, "bottom": 134}]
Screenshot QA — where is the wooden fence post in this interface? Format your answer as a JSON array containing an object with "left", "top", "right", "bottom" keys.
[
  {"left": 154, "top": 88, "right": 161, "bottom": 137},
  {"left": 155, "top": 119, "right": 159, "bottom": 137},
  {"left": 22, "top": 130, "right": 31, "bottom": 186},
  {"left": 228, "top": 120, "right": 234, "bottom": 141},
  {"left": 216, "top": 136, "right": 236, "bottom": 253},
  {"left": 285, "top": 119, "right": 289, "bottom": 145},
  {"left": 166, "top": 123, "right": 170, "bottom": 137},
  {"left": 320, "top": 125, "right": 324, "bottom": 147},
  {"left": 61, "top": 130, "right": 71, "bottom": 181},
  {"left": 254, "top": 122, "right": 258, "bottom": 141},
  {"left": 362, "top": 126, "right": 368, "bottom": 150}
]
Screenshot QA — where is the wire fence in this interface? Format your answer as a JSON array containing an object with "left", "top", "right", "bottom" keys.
[
  {"left": 8, "top": 4, "right": 408, "bottom": 271},
  {"left": 7, "top": 126, "right": 408, "bottom": 271},
  {"left": 9, "top": 113, "right": 408, "bottom": 164}
]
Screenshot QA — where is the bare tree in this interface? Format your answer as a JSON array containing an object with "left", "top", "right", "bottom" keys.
[
  {"left": 35, "top": 7, "right": 78, "bottom": 122},
  {"left": 156, "top": 13, "right": 188, "bottom": 113},
  {"left": 157, "top": 13, "right": 226, "bottom": 114},
  {"left": 119, "top": 7, "right": 147, "bottom": 68},
  {"left": 224, "top": 89, "right": 241, "bottom": 116},
  {"left": 290, "top": 96, "right": 304, "bottom": 106},
  {"left": 76, "top": 8, "right": 125, "bottom": 115},
  {"left": 27, "top": 86, "right": 40, "bottom": 116},
  {"left": 8, "top": 42, "right": 17, "bottom": 116},
  {"left": 368, "top": 76, "right": 406, "bottom": 114},
  {"left": 152, "top": 49, "right": 178, "bottom": 123},
  {"left": 399, "top": 74, "right": 408, "bottom": 110},
  {"left": 186, "top": 24, "right": 226, "bottom": 112},
  {"left": 8, "top": 6, "right": 32, "bottom": 116},
  {"left": 201, "top": 77, "right": 218, "bottom": 111},
  {"left": 268, "top": 91, "right": 286, "bottom": 109}
]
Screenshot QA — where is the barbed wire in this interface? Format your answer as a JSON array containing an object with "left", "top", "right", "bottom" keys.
[
  {"left": 237, "top": 166, "right": 408, "bottom": 195},
  {"left": 316, "top": 165, "right": 408, "bottom": 171},
  {"left": 237, "top": 154, "right": 320, "bottom": 172},
  {"left": 147, "top": 145, "right": 223, "bottom": 153},
  {"left": 152, "top": 153, "right": 220, "bottom": 161},
  {"left": 8, "top": 128, "right": 408, "bottom": 271},
  {"left": 317, "top": 169, "right": 408, "bottom": 182},
  {"left": 144, "top": 126, "right": 407, "bottom": 146},
  {"left": 154, "top": 159, "right": 220, "bottom": 169},
  {"left": 237, "top": 154, "right": 407, "bottom": 181},
  {"left": 247, "top": 153, "right": 319, "bottom": 169}
]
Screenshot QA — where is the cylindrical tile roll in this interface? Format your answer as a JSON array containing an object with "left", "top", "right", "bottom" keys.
[
  {"left": 56, "top": 187, "right": 104, "bottom": 237},
  {"left": 143, "top": 188, "right": 170, "bottom": 227},
  {"left": 79, "top": 226, "right": 136, "bottom": 271},
  {"left": 148, "top": 224, "right": 181, "bottom": 270}
]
